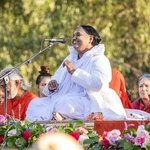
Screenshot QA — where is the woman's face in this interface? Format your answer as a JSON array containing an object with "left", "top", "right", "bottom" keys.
[
  {"left": 36, "top": 77, "right": 51, "bottom": 97},
  {"left": 72, "top": 27, "right": 93, "bottom": 57},
  {"left": 138, "top": 78, "right": 150, "bottom": 101}
]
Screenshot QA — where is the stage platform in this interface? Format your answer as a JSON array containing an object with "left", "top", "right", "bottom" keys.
[
  {"left": 94, "top": 120, "right": 150, "bottom": 135},
  {"left": 39, "top": 119, "right": 95, "bottom": 127},
  {"left": 39, "top": 119, "right": 150, "bottom": 135}
]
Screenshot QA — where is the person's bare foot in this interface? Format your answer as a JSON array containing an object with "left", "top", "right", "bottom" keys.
[
  {"left": 86, "top": 112, "right": 103, "bottom": 121},
  {"left": 52, "top": 112, "right": 65, "bottom": 121}
]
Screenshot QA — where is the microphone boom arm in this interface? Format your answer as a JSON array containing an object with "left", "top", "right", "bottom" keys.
[{"left": 0, "top": 43, "right": 54, "bottom": 80}]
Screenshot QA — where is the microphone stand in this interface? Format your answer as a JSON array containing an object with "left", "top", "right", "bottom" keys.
[{"left": 0, "top": 42, "right": 54, "bottom": 118}]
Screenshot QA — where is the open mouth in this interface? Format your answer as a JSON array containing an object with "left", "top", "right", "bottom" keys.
[{"left": 72, "top": 40, "right": 79, "bottom": 47}]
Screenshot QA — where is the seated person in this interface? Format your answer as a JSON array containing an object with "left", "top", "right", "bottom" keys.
[
  {"left": 0, "top": 86, "right": 4, "bottom": 106},
  {"left": 26, "top": 25, "right": 127, "bottom": 121},
  {"left": 109, "top": 69, "right": 133, "bottom": 108},
  {"left": 36, "top": 66, "right": 52, "bottom": 97},
  {"left": 0, "top": 66, "right": 37, "bottom": 120},
  {"left": 132, "top": 73, "right": 150, "bottom": 113}
]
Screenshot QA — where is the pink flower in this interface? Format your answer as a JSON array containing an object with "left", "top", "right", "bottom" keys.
[
  {"left": 134, "top": 136, "right": 145, "bottom": 147},
  {"left": 0, "top": 115, "right": 6, "bottom": 124},
  {"left": 69, "top": 132, "right": 80, "bottom": 140},
  {"left": 107, "top": 129, "right": 121, "bottom": 138},
  {"left": 107, "top": 130, "right": 121, "bottom": 146},
  {"left": 21, "top": 131, "right": 31, "bottom": 141},
  {"left": 77, "top": 127, "right": 88, "bottom": 134},
  {"left": 139, "top": 130, "right": 149, "bottom": 138},
  {"left": 134, "top": 127, "right": 149, "bottom": 147}
]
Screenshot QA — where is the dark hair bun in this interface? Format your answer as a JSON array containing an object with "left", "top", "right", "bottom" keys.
[
  {"left": 36, "top": 66, "right": 52, "bottom": 85},
  {"left": 39, "top": 66, "right": 50, "bottom": 74},
  {"left": 80, "top": 25, "right": 101, "bottom": 46}
]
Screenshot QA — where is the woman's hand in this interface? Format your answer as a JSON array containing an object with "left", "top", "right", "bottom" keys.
[
  {"left": 48, "top": 80, "right": 59, "bottom": 92},
  {"left": 86, "top": 112, "right": 103, "bottom": 121},
  {"left": 63, "top": 60, "right": 75, "bottom": 75}
]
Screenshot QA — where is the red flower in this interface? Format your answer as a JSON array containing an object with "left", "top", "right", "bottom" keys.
[
  {"left": 101, "top": 138, "right": 110, "bottom": 148},
  {"left": 102, "top": 131, "right": 108, "bottom": 138},
  {"left": 69, "top": 132, "right": 80, "bottom": 140},
  {"left": 0, "top": 136, "right": 4, "bottom": 145},
  {"left": 21, "top": 131, "right": 31, "bottom": 141}
]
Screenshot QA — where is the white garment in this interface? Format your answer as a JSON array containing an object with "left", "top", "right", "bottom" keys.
[
  {"left": 26, "top": 44, "right": 127, "bottom": 121},
  {"left": 125, "top": 108, "right": 150, "bottom": 120}
]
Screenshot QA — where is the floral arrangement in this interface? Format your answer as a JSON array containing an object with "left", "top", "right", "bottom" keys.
[
  {"left": 83, "top": 122, "right": 150, "bottom": 150},
  {"left": 1, "top": 114, "right": 150, "bottom": 150},
  {"left": 0, "top": 115, "right": 97, "bottom": 149},
  {"left": 0, "top": 115, "right": 47, "bottom": 149}
]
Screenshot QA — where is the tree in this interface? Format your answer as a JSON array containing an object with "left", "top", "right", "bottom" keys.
[{"left": 0, "top": 0, "right": 149, "bottom": 99}]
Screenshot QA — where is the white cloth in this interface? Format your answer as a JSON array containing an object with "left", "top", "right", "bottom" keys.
[
  {"left": 125, "top": 108, "right": 150, "bottom": 120},
  {"left": 26, "top": 44, "right": 127, "bottom": 121}
]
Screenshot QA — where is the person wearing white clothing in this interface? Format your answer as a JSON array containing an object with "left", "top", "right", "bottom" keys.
[{"left": 26, "top": 25, "right": 127, "bottom": 121}]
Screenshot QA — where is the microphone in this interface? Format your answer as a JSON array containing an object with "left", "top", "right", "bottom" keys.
[{"left": 44, "top": 38, "right": 67, "bottom": 44}]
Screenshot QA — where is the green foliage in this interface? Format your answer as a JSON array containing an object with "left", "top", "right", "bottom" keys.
[
  {"left": 0, "top": 118, "right": 97, "bottom": 149},
  {"left": 83, "top": 123, "right": 150, "bottom": 150},
  {"left": 145, "top": 123, "right": 150, "bottom": 132},
  {"left": 0, "top": 0, "right": 150, "bottom": 99},
  {"left": 63, "top": 120, "right": 87, "bottom": 134},
  {"left": 0, "top": 118, "right": 46, "bottom": 149}
]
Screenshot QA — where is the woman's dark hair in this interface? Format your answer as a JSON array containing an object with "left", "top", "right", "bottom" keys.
[
  {"left": 36, "top": 66, "right": 52, "bottom": 85},
  {"left": 80, "top": 25, "right": 101, "bottom": 46}
]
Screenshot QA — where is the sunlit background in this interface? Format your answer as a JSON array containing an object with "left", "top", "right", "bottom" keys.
[{"left": 0, "top": 0, "right": 150, "bottom": 100}]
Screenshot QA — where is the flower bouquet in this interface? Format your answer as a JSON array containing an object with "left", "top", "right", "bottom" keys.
[
  {"left": 1, "top": 114, "right": 150, "bottom": 150},
  {"left": 83, "top": 122, "right": 150, "bottom": 150},
  {"left": 0, "top": 115, "right": 47, "bottom": 149},
  {"left": 0, "top": 115, "right": 97, "bottom": 150}
]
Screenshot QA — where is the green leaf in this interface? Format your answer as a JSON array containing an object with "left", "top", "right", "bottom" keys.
[
  {"left": 15, "top": 137, "right": 27, "bottom": 148},
  {"left": 123, "top": 141, "right": 134, "bottom": 150},
  {"left": 16, "top": 122, "right": 24, "bottom": 136},
  {"left": 4, "top": 124, "right": 15, "bottom": 138},
  {"left": 83, "top": 138, "right": 99, "bottom": 145},
  {"left": 117, "top": 138, "right": 126, "bottom": 148},
  {"left": 123, "top": 128, "right": 136, "bottom": 135},
  {"left": 57, "top": 126, "right": 63, "bottom": 132},
  {"left": 91, "top": 146, "right": 101, "bottom": 150},
  {"left": 132, "top": 145, "right": 142, "bottom": 150},
  {"left": 64, "top": 127, "right": 74, "bottom": 133},
  {"left": 88, "top": 132, "right": 98, "bottom": 138},
  {"left": 146, "top": 144, "right": 150, "bottom": 150},
  {"left": 71, "top": 120, "right": 84, "bottom": 128},
  {"left": 145, "top": 123, "right": 150, "bottom": 132},
  {"left": 6, "top": 138, "right": 17, "bottom": 148}
]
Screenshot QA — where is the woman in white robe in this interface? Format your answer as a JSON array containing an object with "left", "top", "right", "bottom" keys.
[{"left": 26, "top": 25, "right": 127, "bottom": 121}]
